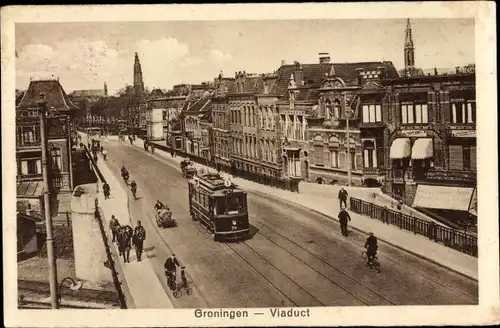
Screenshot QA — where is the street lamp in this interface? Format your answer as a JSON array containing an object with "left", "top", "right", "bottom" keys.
[
  {"left": 58, "top": 277, "right": 83, "bottom": 304},
  {"left": 37, "top": 93, "right": 59, "bottom": 309}
]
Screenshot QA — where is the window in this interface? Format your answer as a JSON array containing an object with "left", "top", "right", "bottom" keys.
[
  {"left": 331, "top": 150, "right": 339, "bottom": 168},
  {"left": 332, "top": 100, "right": 340, "bottom": 119},
  {"left": 362, "top": 140, "right": 377, "bottom": 168},
  {"left": 401, "top": 103, "right": 428, "bottom": 124},
  {"left": 325, "top": 100, "right": 331, "bottom": 119},
  {"left": 50, "top": 148, "right": 62, "bottom": 171},
  {"left": 313, "top": 145, "right": 323, "bottom": 166},
  {"left": 162, "top": 110, "right": 168, "bottom": 121},
  {"left": 452, "top": 101, "right": 475, "bottom": 124},
  {"left": 19, "top": 158, "right": 41, "bottom": 175},
  {"left": 362, "top": 104, "right": 382, "bottom": 123},
  {"left": 449, "top": 141, "right": 476, "bottom": 171}
]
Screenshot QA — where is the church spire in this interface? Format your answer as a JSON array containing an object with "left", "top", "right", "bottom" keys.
[
  {"left": 404, "top": 18, "right": 415, "bottom": 75},
  {"left": 134, "top": 52, "right": 144, "bottom": 96}
]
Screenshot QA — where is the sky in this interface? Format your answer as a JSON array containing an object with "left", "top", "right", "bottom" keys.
[{"left": 15, "top": 19, "right": 475, "bottom": 96}]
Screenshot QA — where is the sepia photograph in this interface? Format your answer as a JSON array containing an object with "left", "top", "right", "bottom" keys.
[{"left": 2, "top": 2, "right": 498, "bottom": 327}]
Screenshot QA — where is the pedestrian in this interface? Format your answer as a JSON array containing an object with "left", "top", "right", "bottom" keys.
[
  {"left": 338, "top": 187, "right": 349, "bottom": 209},
  {"left": 109, "top": 215, "right": 120, "bottom": 243},
  {"left": 164, "top": 254, "right": 180, "bottom": 291},
  {"left": 102, "top": 148, "right": 108, "bottom": 161},
  {"left": 79, "top": 142, "right": 84, "bottom": 149},
  {"left": 93, "top": 153, "right": 98, "bottom": 163},
  {"left": 103, "top": 182, "right": 111, "bottom": 199},
  {"left": 151, "top": 144, "right": 155, "bottom": 154},
  {"left": 133, "top": 221, "right": 146, "bottom": 262},
  {"left": 338, "top": 207, "right": 352, "bottom": 237}
]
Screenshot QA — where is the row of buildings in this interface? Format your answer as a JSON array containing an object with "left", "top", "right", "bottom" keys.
[{"left": 144, "top": 20, "right": 477, "bottom": 222}]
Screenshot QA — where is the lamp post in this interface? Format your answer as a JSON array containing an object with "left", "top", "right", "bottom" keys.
[
  {"left": 38, "top": 94, "right": 59, "bottom": 309},
  {"left": 345, "top": 95, "right": 353, "bottom": 187}
]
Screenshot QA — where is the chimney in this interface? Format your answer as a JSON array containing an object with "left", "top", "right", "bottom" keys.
[
  {"left": 356, "top": 68, "right": 364, "bottom": 86},
  {"left": 319, "top": 52, "right": 330, "bottom": 64},
  {"left": 377, "top": 66, "right": 386, "bottom": 79},
  {"left": 281, "top": 60, "right": 286, "bottom": 66}
]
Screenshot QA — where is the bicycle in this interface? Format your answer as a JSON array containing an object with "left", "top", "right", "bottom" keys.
[
  {"left": 362, "top": 250, "right": 381, "bottom": 273},
  {"left": 166, "top": 270, "right": 177, "bottom": 292},
  {"left": 173, "top": 267, "right": 193, "bottom": 298}
]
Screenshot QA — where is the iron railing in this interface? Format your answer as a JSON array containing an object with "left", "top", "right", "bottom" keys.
[{"left": 350, "top": 197, "right": 478, "bottom": 257}]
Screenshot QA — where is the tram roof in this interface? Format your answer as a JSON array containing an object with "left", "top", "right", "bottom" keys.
[{"left": 189, "top": 173, "right": 244, "bottom": 194}]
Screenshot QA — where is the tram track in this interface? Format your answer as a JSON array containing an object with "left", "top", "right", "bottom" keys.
[
  {"left": 100, "top": 138, "right": 477, "bottom": 306},
  {"left": 252, "top": 220, "right": 396, "bottom": 305},
  {"left": 249, "top": 193, "right": 478, "bottom": 303}
]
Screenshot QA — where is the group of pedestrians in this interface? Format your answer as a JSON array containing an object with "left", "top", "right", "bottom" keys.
[{"left": 109, "top": 215, "right": 147, "bottom": 263}]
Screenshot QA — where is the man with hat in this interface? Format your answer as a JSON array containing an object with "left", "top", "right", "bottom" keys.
[{"left": 133, "top": 221, "right": 146, "bottom": 261}]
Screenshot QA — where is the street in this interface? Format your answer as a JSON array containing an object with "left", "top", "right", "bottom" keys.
[{"left": 101, "top": 138, "right": 478, "bottom": 307}]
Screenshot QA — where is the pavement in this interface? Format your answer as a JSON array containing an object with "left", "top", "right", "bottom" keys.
[
  {"left": 140, "top": 138, "right": 478, "bottom": 281},
  {"left": 79, "top": 132, "right": 174, "bottom": 308},
  {"left": 77, "top": 132, "right": 477, "bottom": 306}
]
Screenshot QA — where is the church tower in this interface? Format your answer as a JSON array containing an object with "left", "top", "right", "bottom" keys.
[
  {"left": 133, "top": 52, "right": 144, "bottom": 96},
  {"left": 404, "top": 18, "right": 415, "bottom": 77},
  {"left": 104, "top": 82, "right": 108, "bottom": 97}
]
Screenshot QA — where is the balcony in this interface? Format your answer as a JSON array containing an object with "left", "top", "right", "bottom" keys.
[{"left": 17, "top": 139, "right": 41, "bottom": 149}]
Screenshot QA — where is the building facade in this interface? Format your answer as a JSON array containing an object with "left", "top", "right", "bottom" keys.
[
  {"left": 16, "top": 79, "right": 78, "bottom": 216},
  {"left": 228, "top": 72, "right": 269, "bottom": 174},
  {"left": 383, "top": 69, "right": 476, "bottom": 221},
  {"left": 212, "top": 75, "right": 236, "bottom": 170}
]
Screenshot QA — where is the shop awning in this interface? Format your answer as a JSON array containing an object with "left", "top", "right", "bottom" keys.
[
  {"left": 17, "top": 180, "right": 44, "bottom": 198},
  {"left": 390, "top": 138, "right": 411, "bottom": 159},
  {"left": 412, "top": 138, "right": 434, "bottom": 159},
  {"left": 412, "top": 184, "right": 475, "bottom": 212}
]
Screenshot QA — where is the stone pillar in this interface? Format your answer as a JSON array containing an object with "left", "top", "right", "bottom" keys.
[{"left": 71, "top": 184, "right": 111, "bottom": 285}]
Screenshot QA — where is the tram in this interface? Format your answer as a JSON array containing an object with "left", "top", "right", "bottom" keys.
[{"left": 188, "top": 172, "right": 250, "bottom": 241}]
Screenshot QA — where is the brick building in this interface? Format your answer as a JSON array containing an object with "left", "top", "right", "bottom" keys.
[
  {"left": 273, "top": 55, "right": 399, "bottom": 185},
  {"left": 383, "top": 68, "right": 476, "bottom": 223},
  {"left": 228, "top": 72, "right": 269, "bottom": 174},
  {"left": 180, "top": 83, "right": 214, "bottom": 158},
  {"left": 16, "top": 78, "right": 78, "bottom": 215},
  {"left": 212, "top": 74, "right": 236, "bottom": 170}
]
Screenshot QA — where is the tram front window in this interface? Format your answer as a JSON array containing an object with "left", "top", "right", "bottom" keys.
[{"left": 215, "top": 194, "right": 245, "bottom": 215}]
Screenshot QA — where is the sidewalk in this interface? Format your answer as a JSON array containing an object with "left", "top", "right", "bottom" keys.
[
  {"left": 138, "top": 138, "right": 478, "bottom": 280},
  {"left": 79, "top": 133, "right": 174, "bottom": 308}
]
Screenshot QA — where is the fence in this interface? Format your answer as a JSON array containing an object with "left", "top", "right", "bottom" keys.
[
  {"left": 349, "top": 197, "right": 478, "bottom": 257},
  {"left": 145, "top": 139, "right": 300, "bottom": 193},
  {"left": 83, "top": 145, "right": 128, "bottom": 308}
]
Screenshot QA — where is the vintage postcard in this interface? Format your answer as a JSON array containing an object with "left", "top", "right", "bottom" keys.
[{"left": 2, "top": 2, "right": 498, "bottom": 327}]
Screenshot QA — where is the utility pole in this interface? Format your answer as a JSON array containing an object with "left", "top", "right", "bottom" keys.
[
  {"left": 345, "top": 94, "right": 352, "bottom": 187},
  {"left": 38, "top": 95, "right": 59, "bottom": 309}
]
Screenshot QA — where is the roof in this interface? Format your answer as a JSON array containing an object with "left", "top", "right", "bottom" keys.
[
  {"left": 17, "top": 79, "right": 79, "bottom": 111},
  {"left": 17, "top": 180, "right": 44, "bottom": 198},
  {"left": 271, "top": 61, "right": 399, "bottom": 97},
  {"left": 70, "top": 89, "right": 105, "bottom": 98},
  {"left": 189, "top": 173, "right": 244, "bottom": 194},
  {"left": 184, "top": 90, "right": 214, "bottom": 113}
]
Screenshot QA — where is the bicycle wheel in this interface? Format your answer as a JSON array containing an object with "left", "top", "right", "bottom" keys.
[{"left": 173, "top": 290, "right": 182, "bottom": 298}]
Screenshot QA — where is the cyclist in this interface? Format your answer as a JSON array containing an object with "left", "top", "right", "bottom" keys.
[
  {"left": 364, "top": 232, "right": 378, "bottom": 266},
  {"left": 164, "top": 254, "right": 180, "bottom": 291}
]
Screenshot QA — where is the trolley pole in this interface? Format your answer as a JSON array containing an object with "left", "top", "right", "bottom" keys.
[
  {"left": 39, "top": 95, "right": 59, "bottom": 309},
  {"left": 345, "top": 95, "right": 352, "bottom": 187}
]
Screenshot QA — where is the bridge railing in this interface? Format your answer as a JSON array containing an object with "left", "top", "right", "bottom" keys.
[{"left": 349, "top": 197, "right": 478, "bottom": 257}]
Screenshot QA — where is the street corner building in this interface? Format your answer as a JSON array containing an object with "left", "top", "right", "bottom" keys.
[{"left": 16, "top": 78, "right": 79, "bottom": 216}]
